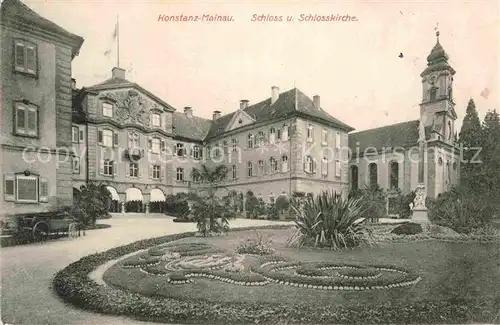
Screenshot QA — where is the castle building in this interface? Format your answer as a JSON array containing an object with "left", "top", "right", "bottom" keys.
[
  {"left": 348, "top": 32, "right": 461, "bottom": 200},
  {"left": 72, "top": 68, "right": 354, "bottom": 212},
  {"left": 1, "top": 0, "right": 83, "bottom": 216}
]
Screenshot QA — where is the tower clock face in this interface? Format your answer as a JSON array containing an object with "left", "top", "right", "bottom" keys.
[{"left": 429, "top": 75, "right": 437, "bottom": 85}]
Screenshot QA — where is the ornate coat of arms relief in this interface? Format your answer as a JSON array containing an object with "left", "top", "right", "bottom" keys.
[{"left": 101, "top": 90, "right": 151, "bottom": 126}]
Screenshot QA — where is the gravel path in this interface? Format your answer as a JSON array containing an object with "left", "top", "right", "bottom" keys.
[{"left": 0, "top": 214, "right": 290, "bottom": 325}]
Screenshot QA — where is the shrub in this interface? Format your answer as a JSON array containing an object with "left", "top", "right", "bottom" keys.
[
  {"left": 74, "top": 182, "right": 111, "bottom": 226},
  {"left": 266, "top": 203, "right": 279, "bottom": 220},
  {"left": 349, "top": 185, "right": 387, "bottom": 220},
  {"left": 245, "top": 192, "right": 260, "bottom": 219},
  {"left": 391, "top": 223, "right": 423, "bottom": 235},
  {"left": 275, "top": 195, "right": 290, "bottom": 213},
  {"left": 235, "top": 231, "right": 274, "bottom": 255},
  {"left": 164, "top": 194, "right": 190, "bottom": 217},
  {"left": 288, "top": 190, "right": 374, "bottom": 250},
  {"left": 428, "top": 186, "right": 494, "bottom": 233}
]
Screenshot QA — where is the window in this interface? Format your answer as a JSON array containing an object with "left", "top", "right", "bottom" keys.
[
  {"left": 448, "top": 121, "right": 452, "bottom": 140},
  {"left": 128, "top": 132, "right": 139, "bottom": 148},
  {"left": 73, "top": 157, "right": 80, "bottom": 174},
  {"left": 223, "top": 141, "right": 228, "bottom": 154},
  {"left": 335, "top": 160, "right": 341, "bottom": 177},
  {"left": 269, "top": 128, "right": 276, "bottom": 143},
  {"left": 448, "top": 86, "right": 453, "bottom": 100},
  {"left": 152, "top": 165, "right": 161, "bottom": 179},
  {"left": 322, "top": 129, "right": 328, "bottom": 145},
  {"left": 247, "top": 161, "right": 253, "bottom": 177},
  {"left": 368, "top": 163, "right": 378, "bottom": 187},
  {"left": 79, "top": 130, "right": 84, "bottom": 142},
  {"left": 104, "top": 159, "right": 114, "bottom": 176},
  {"left": 176, "top": 168, "right": 184, "bottom": 181},
  {"left": 151, "top": 138, "right": 160, "bottom": 154},
  {"left": 277, "top": 129, "right": 281, "bottom": 141},
  {"left": 214, "top": 143, "right": 221, "bottom": 157},
  {"left": 269, "top": 157, "right": 278, "bottom": 174},
  {"left": 257, "top": 160, "right": 264, "bottom": 175},
  {"left": 304, "top": 156, "right": 315, "bottom": 173},
  {"left": 321, "top": 157, "right": 328, "bottom": 176},
  {"left": 102, "top": 102, "right": 113, "bottom": 117},
  {"left": 350, "top": 165, "right": 359, "bottom": 191},
  {"left": 14, "top": 39, "right": 37, "bottom": 75},
  {"left": 129, "top": 163, "right": 138, "bottom": 177},
  {"left": 232, "top": 139, "right": 238, "bottom": 152},
  {"left": 72, "top": 126, "right": 79, "bottom": 143},
  {"left": 282, "top": 124, "right": 289, "bottom": 141},
  {"left": 175, "top": 143, "right": 185, "bottom": 157},
  {"left": 150, "top": 113, "right": 161, "bottom": 127},
  {"left": 14, "top": 102, "right": 38, "bottom": 137},
  {"left": 193, "top": 145, "right": 200, "bottom": 159},
  {"left": 389, "top": 161, "right": 399, "bottom": 189},
  {"left": 256, "top": 131, "right": 265, "bottom": 147},
  {"left": 4, "top": 174, "right": 48, "bottom": 203},
  {"left": 307, "top": 124, "right": 314, "bottom": 142},
  {"left": 248, "top": 134, "right": 254, "bottom": 148},
  {"left": 430, "top": 87, "right": 437, "bottom": 101},
  {"left": 16, "top": 175, "right": 38, "bottom": 202},
  {"left": 99, "top": 129, "right": 114, "bottom": 147},
  {"left": 281, "top": 156, "right": 288, "bottom": 173},
  {"left": 232, "top": 165, "right": 237, "bottom": 180},
  {"left": 335, "top": 132, "right": 341, "bottom": 150}
]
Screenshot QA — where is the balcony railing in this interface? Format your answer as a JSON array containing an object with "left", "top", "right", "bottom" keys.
[{"left": 124, "top": 148, "right": 145, "bottom": 160}]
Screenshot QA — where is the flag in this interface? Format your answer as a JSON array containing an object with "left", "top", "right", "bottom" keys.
[{"left": 112, "top": 21, "right": 118, "bottom": 39}]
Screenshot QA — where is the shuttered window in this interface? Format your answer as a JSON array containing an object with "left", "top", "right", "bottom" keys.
[
  {"left": 14, "top": 102, "right": 38, "bottom": 137},
  {"left": 16, "top": 175, "right": 38, "bottom": 202},
  {"left": 14, "top": 40, "right": 37, "bottom": 75}
]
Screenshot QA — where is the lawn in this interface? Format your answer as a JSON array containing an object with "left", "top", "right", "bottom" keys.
[{"left": 103, "top": 227, "right": 500, "bottom": 321}]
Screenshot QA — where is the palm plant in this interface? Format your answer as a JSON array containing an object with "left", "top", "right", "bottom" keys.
[
  {"left": 75, "top": 182, "right": 111, "bottom": 226},
  {"left": 287, "top": 190, "right": 374, "bottom": 250},
  {"left": 190, "top": 164, "right": 231, "bottom": 236}
]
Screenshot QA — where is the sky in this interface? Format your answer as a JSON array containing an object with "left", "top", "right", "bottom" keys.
[{"left": 18, "top": 0, "right": 500, "bottom": 132}]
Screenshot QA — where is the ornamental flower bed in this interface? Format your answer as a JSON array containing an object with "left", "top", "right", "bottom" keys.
[{"left": 53, "top": 225, "right": 500, "bottom": 324}]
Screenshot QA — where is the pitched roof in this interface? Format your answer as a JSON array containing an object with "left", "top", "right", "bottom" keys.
[
  {"left": 87, "top": 76, "right": 176, "bottom": 112},
  {"left": 205, "top": 88, "right": 354, "bottom": 140},
  {"left": 1, "top": 0, "right": 84, "bottom": 58},
  {"left": 172, "top": 112, "right": 212, "bottom": 141},
  {"left": 348, "top": 120, "right": 421, "bottom": 155}
]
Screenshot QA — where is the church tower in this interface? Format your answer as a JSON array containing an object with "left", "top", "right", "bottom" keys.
[{"left": 420, "top": 30, "right": 458, "bottom": 145}]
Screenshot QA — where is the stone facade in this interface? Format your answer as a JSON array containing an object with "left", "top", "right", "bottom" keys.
[{"left": 1, "top": 0, "right": 83, "bottom": 216}]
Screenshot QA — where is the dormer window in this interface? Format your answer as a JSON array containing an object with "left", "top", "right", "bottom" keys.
[
  {"left": 151, "top": 113, "right": 161, "bottom": 127},
  {"left": 102, "top": 102, "right": 113, "bottom": 117}
]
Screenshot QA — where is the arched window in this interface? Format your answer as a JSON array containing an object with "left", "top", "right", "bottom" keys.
[
  {"left": 368, "top": 163, "right": 378, "bottom": 187},
  {"left": 247, "top": 161, "right": 253, "bottom": 177},
  {"left": 175, "top": 143, "right": 185, "bottom": 156},
  {"left": 448, "top": 121, "right": 452, "bottom": 140},
  {"left": 430, "top": 87, "right": 437, "bottom": 101},
  {"left": 448, "top": 86, "right": 453, "bottom": 100},
  {"left": 128, "top": 132, "right": 139, "bottom": 148},
  {"left": 257, "top": 160, "right": 264, "bottom": 175},
  {"left": 321, "top": 157, "right": 328, "bottom": 175},
  {"left": 389, "top": 161, "right": 399, "bottom": 189},
  {"left": 232, "top": 165, "right": 237, "bottom": 180},
  {"left": 223, "top": 140, "right": 228, "bottom": 154},
  {"left": 269, "top": 157, "right": 278, "bottom": 173},
  {"left": 281, "top": 156, "right": 288, "bottom": 173},
  {"left": 269, "top": 127, "right": 276, "bottom": 143},
  {"left": 282, "top": 124, "right": 289, "bottom": 141},
  {"left": 350, "top": 165, "right": 359, "bottom": 191},
  {"left": 247, "top": 134, "right": 254, "bottom": 148},
  {"left": 256, "top": 131, "right": 265, "bottom": 147}
]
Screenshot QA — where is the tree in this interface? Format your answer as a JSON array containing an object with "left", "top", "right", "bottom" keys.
[
  {"left": 75, "top": 182, "right": 111, "bottom": 226},
  {"left": 479, "top": 109, "right": 500, "bottom": 212},
  {"left": 190, "top": 164, "right": 231, "bottom": 236},
  {"left": 458, "top": 98, "right": 483, "bottom": 185}
]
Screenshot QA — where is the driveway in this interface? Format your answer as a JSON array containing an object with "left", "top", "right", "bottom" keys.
[{"left": 0, "top": 214, "right": 290, "bottom": 325}]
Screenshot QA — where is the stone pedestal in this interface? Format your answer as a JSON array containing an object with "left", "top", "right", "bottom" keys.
[
  {"left": 145, "top": 202, "right": 150, "bottom": 214},
  {"left": 120, "top": 202, "right": 125, "bottom": 213},
  {"left": 411, "top": 208, "right": 429, "bottom": 223}
]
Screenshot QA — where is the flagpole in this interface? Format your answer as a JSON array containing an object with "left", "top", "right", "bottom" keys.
[{"left": 116, "top": 15, "right": 120, "bottom": 68}]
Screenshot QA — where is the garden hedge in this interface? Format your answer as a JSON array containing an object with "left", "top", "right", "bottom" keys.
[{"left": 54, "top": 225, "right": 500, "bottom": 324}]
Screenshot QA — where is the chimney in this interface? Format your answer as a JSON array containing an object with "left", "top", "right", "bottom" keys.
[
  {"left": 313, "top": 95, "right": 321, "bottom": 109},
  {"left": 112, "top": 67, "right": 126, "bottom": 79},
  {"left": 184, "top": 107, "right": 193, "bottom": 117},
  {"left": 271, "top": 86, "right": 279, "bottom": 105},
  {"left": 240, "top": 100, "right": 249, "bottom": 110},
  {"left": 213, "top": 110, "right": 221, "bottom": 120},
  {"left": 71, "top": 78, "right": 76, "bottom": 90}
]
